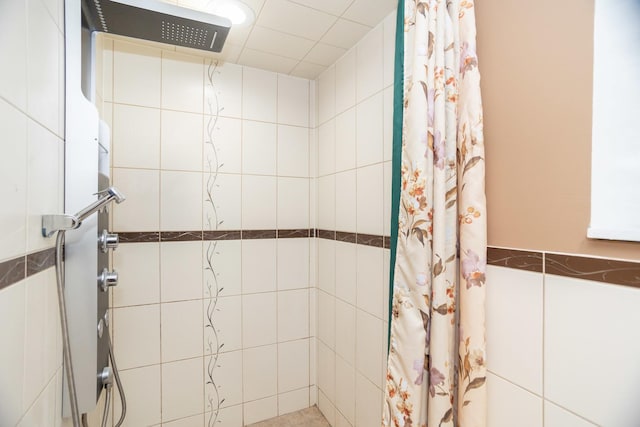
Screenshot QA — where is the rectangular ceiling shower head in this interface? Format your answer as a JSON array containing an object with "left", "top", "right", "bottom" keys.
[{"left": 82, "top": 0, "right": 232, "bottom": 52}]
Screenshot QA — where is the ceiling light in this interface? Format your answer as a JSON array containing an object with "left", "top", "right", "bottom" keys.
[{"left": 206, "top": 0, "right": 254, "bottom": 26}]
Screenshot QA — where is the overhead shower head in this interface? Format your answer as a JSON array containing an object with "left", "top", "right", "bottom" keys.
[{"left": 82, "top": 0, "right": 232, "bottom": 52}]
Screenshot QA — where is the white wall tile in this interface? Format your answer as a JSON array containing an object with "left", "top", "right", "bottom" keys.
[
  {"left": 544, "top": 401, "right": 598, "bottom": 427},
  {"left": 160, "top": 241, "right": 203, "bottom": 302},
  {"left": 318, "top": 66, "right": 336, "bottom": 125},
  {"left": 113, "top": 304, "right": 160, "bottom": 369},
  {"left": 216, "top": 404, "right": 243, "bottom": 427},
  {"left": 243, "top": 344, "right": 277, "bottom": 401},
  {"left": 278, "top": 75, "right": 310, "bottom": 127},
  {"left": 162, "top": 51, "right": 204, "bottom": 113},
  {"left": 162, "top": 413, "right": 204, "bottom": 427},
  {"left": 203, "top": 172, "right": 242, "bottom": 230},
  {"left": 0, "top": 0, "right": 27, "bottom": 110},
  {"left": 317, "top": 341, "right": 336, "bottom": 404},
  {"left": 356, "top": 92, "right": 383, "bottom": 167},
  {"left": 205, "top": 61, "right": 242, "bottom": 119},
  {"left": 26, "top": 120, "right": 62, "bottom": 252},
  {"left": 318, "top": 238, "right": 336, "bottom": 295},
  {"left": 278, "top": 177, "right": 309, "bottom": 229},
  {"left": 205, "top": 295, "right": 242, "bottom": 354},
  {"left": 203, "top": 240, "right": 241, "bottom": 297},
  {"left": 318, "top": 291, "right": 336, "bottom": 349},
  {"left": 205, "top": 116, "right": 241, "bottom": 174},
  {"left": 0, "top": 100, "right": 27, "bottom": 261},
  {"left": 356, "top": 244, "right": 385, "bottom": 318},
  {"left": 112, "top": 104, "right": 160, "bottom": 169},
  {"left": 318, "top": 175, "right": 336, "bottom": 230},
  {"left": 243, "top": 293, "right": 277, "bottom": 347},
  {"left": 335, "top": 242, "right": 357, "bottom": 306},
  {"left": 112, "top": 168, "right": 160, "bottom": 232},
  {"left": 161, "top": 171, "right": 203, "bottom": 231},
  {"left": 355, "top": 309, "right": 383, "bottom": 388},
  {"left": 487, "top": 373, "right": 542, "bottom": 427},
  {"left": 486, "top": 265, "right": 543, "bottom": 394},
  {"left": 278, "top": 125, "right": 309, "bottom": 177},
  {"left": 278, "top": 387, "right": 310, "bottom": 416},
  {"left": 210, "top": 350, "right": 243, "bottom": 408},
  {"left": 242, "top": 239, "right": 277, "bottom": 294},
  {"left": 162, "top": 299, "right": 203, "bottom": 362},
  {"left": 356, "top": 25, "right": 383, "bottom": 102},
  {"left": 243, "top": 396, "right": 278, "bottom": 425},
  {"left": 335, "top": 50, "right": 356, "bottom": 114},
  {"left": 545, "top": 275, "right": 640, "bottom": 426},
  {"left": 277, "top": 238, "right": 310, "bottom": 291},
  {"left": 278, "top": 339, "right": 310, "bottom": 392},
  {"left": 335, "top": 356, "right": 356, "bottom": 425},
  {"left": 243, "top": 120, "right": 277, "bottom": 175},
  {"left": 336, "top": 411, "right": 352, "bottom": 427},
  {"left": 335, "top": 170, "right": 356, "bottom": 232},
  {"left": 383, "top": 87, "right": 393, "bottom": 162},
  {"left": 318, "top": 119, "right": 336, "bottom": 176},
  {"left": 18, "top": 375, "right": 56, "bottom": 427},
  {"left": 383, "top": 161, "right": 392, "bottom": 236},
  {"left": 27, "top": 0, "right": 59, "bottom": 133},
  {"left": 113, "top": 41, "right": 161, "bottom": 108},
  {"left": 161, "top": 357, "right": 204, "bottom": 422},
  {"left": 112, "top": 365, "right": 161, "bottom": 427},
  {"left": 113, "top": 243, "right": 160, "bottom": 307},
  {"left": 278, "top": 289, "right": 310, "bottom": 341},
  {"left": 382, "top": 11, "right": 396, "bottom": 89},
  {"left": 335, "top": 108, "right": 356, "bottom": 172},
  {"left": 354, "top": 373, "right": 382, "bottom": 427},
  {"left": 335, "top": 299, "right": 356, "bottom": 365},
  {"left": 242, "top": 175, "right": 277, "bottom": 229},
  {"left": 356, "top": 164, "right": 383, "bottom": 235},
  {"left": 161, "top": 111, "right": 203, "bottom": 171},
  {"left": 0, "top": 283, "right": 25, "bottom": 426},
  {"left": 242, "top": 67, "right": 277, "bottom": 122}
]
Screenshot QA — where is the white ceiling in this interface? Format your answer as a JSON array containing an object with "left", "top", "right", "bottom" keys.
[{"left": 169, "top": 0, "right": 397, "bottom": 79}]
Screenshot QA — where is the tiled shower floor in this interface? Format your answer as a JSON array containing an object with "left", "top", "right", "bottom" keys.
[{"left": 246, "top": 406, "right": 330, "bottom": 427}]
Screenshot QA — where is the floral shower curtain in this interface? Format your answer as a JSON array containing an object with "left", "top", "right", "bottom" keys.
[{"left": 384, "top": 1, "right": 487, "bottom": 426}]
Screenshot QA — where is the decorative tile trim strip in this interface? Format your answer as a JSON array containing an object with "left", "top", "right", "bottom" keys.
[
  {"left": 161, "top": 231, "right": 203, "bottom": 242},
  {"left": 0, "top": 256, "right": 26, "bottom": 291},
  {"left": 118, "top": 232, "right": 160, "bottom": 243},
  {"left": 27, "top": 248, "right": 56, "bottom": 277},
  {"left": 487, "top": 247, "right": 544, "bottom": 273},
  {"left": 203, "top": 230, "right": 241, "bottom": 241},
  {"left": 357, "top": 233, "right": 384, "bottom": 248},
  {"left": 242, "top": 229, "right": 277, "bottom": 239},
  {"left": 278, "top": 229, "right": 311, "bottom": 238},
  {"left": 546, "top": 253, "right": 640, "bottom": 289},
  {"left": 384, "top": 236, "right": 392, "bottom": 249},
  {"left": 335, "top": 231, "right": 356, "bottom": 244},
  {"left": 317, "top": 229, "right": 336, "bottom": 240}
]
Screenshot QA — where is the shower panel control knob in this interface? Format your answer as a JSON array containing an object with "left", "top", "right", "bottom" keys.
[
  {"left": 98, "top": 268, "right": 118, "bottom": 292},
  {"left": 99, "top": 229, "right": 119, "bottom": 253}
]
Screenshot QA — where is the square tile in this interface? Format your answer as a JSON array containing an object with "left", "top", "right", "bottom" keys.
[
  {"left": 335, "top": 107, "right": 356, "bottom": 172},
  {"left": 242, "top": 175, "right": 277, "bottom": 229},
  {"left": 237, "top": 48, "right": 299, "bottom": 75},
  {"left": 487, "top": 373, "right": 542, "bottom": 427},
  {"left": 344, "top": 0, "right": 396, "bottom": 29},
  {"left": 161, "top": 171, "right": 203, "bottom": 231},
  {"left": 246, "top": 26, "right": 315, "bottom": 60},
  {"left": 242, "top": 239, "right": 276, "bottom": 293},
  {"left": 161, "top": 299, "right": 204, "bottom": 362},
  {"left": 305, "top": 43, "right": 347, "bottom": 67},
  {"left": 243, "top": 292, "right": 277, "bottom": 347},
  {"left": 277, "top": 238, "right": 310, "bottom": 291},
  {"left": 291, "top": 61, "right": 326, "bottom": 80},
  {"left": 355, "top": 25, "right": 383, "bottom": 102},
  {"left": 243, "top": 344, "right": 277, "bottom": 401},
  {"left": 277, "top": 177, "right": 309, "bottom": 229},
  {"left": 278, "top": 125, "right": 309, "bottom": 177},
  {"left": 242, "top": 67, "right": 277, "bottom": 122},
  {"left": 335, "top": 171, "right": 356, "bottom": 232},
  {"left": 112, "top": 104, "right": 160, "bottom": 169},
  {"left": 356, "top": 91, "right": 383, "bottom": 167},
  {"left": 355, "top": 309, "right": 383, "bottom": 387},
  {"left": 113, "top": 304, "right": 160, "bottom": 369},
  {"left": 160, "top": 241, "right": 203, "bottom": 302},
  {"left": 356, "top": 164, "right": 384, "bottom": 235},
  {"left": 113, "top": 40, "right": 161, "bottom": 108},
  {"left": 486, "top": 265, "right": 543, "bottom": 394},
  {"left": 112, "top": 168, "right": 160, "bottom": 232},
  {"left": 278, "top": 339, "right": 310, "bottom": 392},
  {"left": 334, "top": 299, "right": 356, "bottom": 365},
  {"left": 256, "top": 0, "right": 336, "bottom": 40},
  {"left": 162, "top": 51, "right": 204, "bottom": 113},
  {"left": 278, "top": 289, "right": 310, "bottom": 341},
  {"left": 161, "top": 110, "right": 203, "bottom": 171},
  {"left": 204, "top": 295, "right": 242, "bottom": 354},
  {"left": 112, "top": 365, "right": 161, "bottom": 427},
  {"left": 278, "top": 75, "right": 310, "bottom": 127},
  {"left": 243, "top": 120, "right": 277, "bottom": 175},
  {"left": 321, "top": 19, "right": 370, "bottom": 51},
  {"left": 162, "top": 357, "right": 204, "bottom": 421}
]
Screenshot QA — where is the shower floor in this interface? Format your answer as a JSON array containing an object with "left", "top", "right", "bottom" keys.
[{"left": 246, "top": 406, "right": 330, "bottom": 427}]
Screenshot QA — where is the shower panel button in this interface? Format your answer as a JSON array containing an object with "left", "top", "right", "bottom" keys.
[
  {"left": 99, "top": 229, "right": 119, "bottom": 252},
  {"left": 98, "top": 268, "right": 118, "bottom": 292}
]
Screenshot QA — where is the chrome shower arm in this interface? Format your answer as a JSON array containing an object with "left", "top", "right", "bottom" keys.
[{"left": 42, "top": 186, "right": 126, "bottom": 237}]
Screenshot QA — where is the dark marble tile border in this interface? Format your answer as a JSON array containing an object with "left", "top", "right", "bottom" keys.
[
  {"left": 0, "top": 256, "right": 26, "bottom": 291},
  {"left": 546, "top": 253, "right": 640, "bottom": 289},
  {"left": 118, "top": 232, "right": 160, "bottom": 243},
  {"left": 335, "top": 231, "right": 356, "bottom": 244},
  {"left": 203, "top": 230, "right": 242, "bottom": 241},
  {"left": 316, "top": 229, "right": 387, "bottom": 248},
  {"left": 317, "top": 229, "right": 336, "bottom": 240},
  {"left": 242, "top": 229, "right": 277, "bottom": 239},
  {"left": 278, "top": 229, "right": 311, "bottom": 238},
  {"left": 487, "top": 247, "right": 544, "bottom": 273},
  {"left": 357, "top": 233, "right": 384, "bottom": 248},
  {"left": 161, "top": 231, "right": 203, "bottom": 242},
  {"left": 27, "top": 248, "right": 56, "bottom": 277}
]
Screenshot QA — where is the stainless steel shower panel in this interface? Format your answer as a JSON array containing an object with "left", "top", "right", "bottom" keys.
[{"left": 82, "top": 0, "right": 232, "bottom": 52}]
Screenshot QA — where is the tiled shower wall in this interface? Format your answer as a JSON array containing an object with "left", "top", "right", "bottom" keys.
[
  {"left": 314, "top": 11, "right": 396, "bottom": 427},
  {"left": 99, "top": 38, "right": 315, "bottom": 426},
  {"left": 0, "top": 0, "right": 68, "bottom": 425}
]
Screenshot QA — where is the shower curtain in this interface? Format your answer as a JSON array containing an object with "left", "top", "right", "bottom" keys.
[{"left": 384, "top": 1, "right": 487, "bottom": 426}]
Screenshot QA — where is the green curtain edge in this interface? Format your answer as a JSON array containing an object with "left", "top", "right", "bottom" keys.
[{"left": 387, "top": 0, "right": 404, "bottom": 350}]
